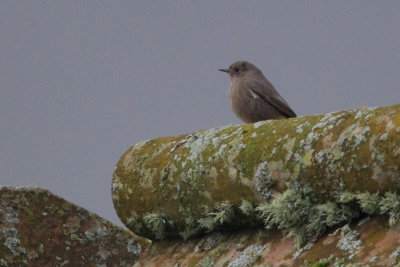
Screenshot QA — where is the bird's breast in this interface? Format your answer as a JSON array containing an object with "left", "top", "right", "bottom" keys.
[{"left": 229, "top": 82, "right": 254, "bottom": 119}]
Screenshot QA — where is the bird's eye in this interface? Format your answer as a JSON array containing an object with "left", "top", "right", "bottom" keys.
[{"left": 234, "top": 67, "right": 240, "bottom": 73}]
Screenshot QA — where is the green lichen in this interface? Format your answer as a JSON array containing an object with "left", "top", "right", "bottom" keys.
[
  {"left": 198, "top": 201, "right": 235, "bottom": 232},
  {"left": 38, "top": 244, "right": 44, "bottom": 254},
  {"left": 228, "top": 244, "right": 265, "bottom": 267},
  {"left": 20, "top": 206, "right": 35, "bottom": 222},
  {"left": 70, "top": 233, "right": 83, "bottom": 244},
  {"left": 311, "top": 260, "right": 330, "bottom": 267},
  {"left": 255, "top": 190, "right": 400, "bottom": 248},
  {"left": 357, "top": 192, "right": 381, "bottom": 214},
  {"left": 380, "top": 192, "right": 400, "bottom": 226},
  {"left": 179, "top": 215, "right": 201, "bottom": 240},
  {"left": 336, "top": 225, "right": 361, "bottom": 251},
  {"left": 46, "top": 204, "right": 65, "bottom": 217},
  {"left": 125, "top": 216, "right": 143, "bottom": 234},
  {"left": 338, "top": 192, "right": 358, "bottom": 203},
  {"left": 142, "top": 213, "right": 171, "bottom": 240},
  {"left": 239, "top": 200, "right": 256, "bottom": 218},
  {"left": 257, "top": 189, "right": 357, "bottom": 247},
  {"left": 198, "top": 256, "right": 214, "bottom": 267},
  {"left": 60, "top": 260, "right": 69, "bottom": 266},
  {"left": 338, "top": 191, "right": 400, "bottom": 226}
]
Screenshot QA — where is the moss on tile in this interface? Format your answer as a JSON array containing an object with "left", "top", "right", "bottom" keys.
[{"left": 112, "top": 103, "right": 400, "bottom": 241}]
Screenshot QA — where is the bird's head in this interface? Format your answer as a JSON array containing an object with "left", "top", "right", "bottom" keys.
[{"left": 219, "top": 61, "right": 259, "bottom": 79}]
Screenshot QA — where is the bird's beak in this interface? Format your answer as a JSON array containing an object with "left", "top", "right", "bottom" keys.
[{"left": 219, "top": 68, "right": 229, "bottom": 73}]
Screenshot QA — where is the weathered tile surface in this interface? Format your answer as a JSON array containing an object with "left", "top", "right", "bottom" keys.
[
  {"left": 135, "top": 216, "right": 400, "bottom": 266},
  {"left": 0, "top": 186, "right": 151, "bottom": 266}
]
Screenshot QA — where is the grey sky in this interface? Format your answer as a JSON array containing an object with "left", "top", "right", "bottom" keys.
[{"left": 1, "top": 2, "right": 399, "bottom": 226}]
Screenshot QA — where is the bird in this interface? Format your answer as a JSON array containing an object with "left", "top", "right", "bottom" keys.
[{"left": 219, "top": 61, "right": 296, "bottom": 123}]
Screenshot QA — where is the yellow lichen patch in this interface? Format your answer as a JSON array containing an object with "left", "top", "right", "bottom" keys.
[{"left": 302, "top": 150, "right": 313, "bottom": 167}]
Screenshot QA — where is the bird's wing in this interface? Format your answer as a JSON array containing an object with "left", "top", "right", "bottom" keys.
[{"left": 246, "top": 80, "right": 297, "bottom": 118}]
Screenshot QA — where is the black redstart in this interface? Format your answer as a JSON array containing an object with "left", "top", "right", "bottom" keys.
[{"left": 220, "top": 61, "right": 296, "bottom": 123}]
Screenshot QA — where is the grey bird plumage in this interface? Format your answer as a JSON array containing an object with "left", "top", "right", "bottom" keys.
[{"left": 220, "top": 61, "right": 296, "bottom": 123}]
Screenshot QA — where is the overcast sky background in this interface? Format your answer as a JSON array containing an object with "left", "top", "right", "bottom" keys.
[{"left": 1, "top": 1, "right": 400, "bottom": 227}]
